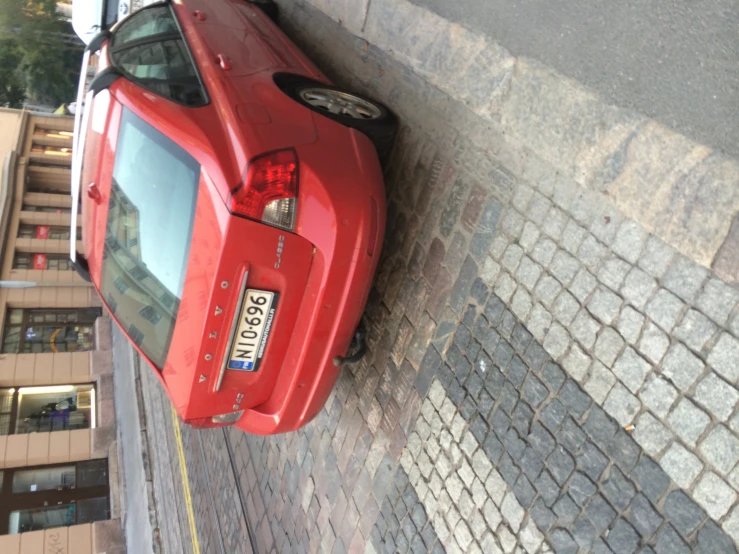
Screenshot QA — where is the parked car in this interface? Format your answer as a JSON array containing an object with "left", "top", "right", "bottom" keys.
[
  {"left": 70, "top": 0, "right": 396, "bottom": 434},
  {"left": 72, "top": 0, "right": 132, "bottom": 44}
]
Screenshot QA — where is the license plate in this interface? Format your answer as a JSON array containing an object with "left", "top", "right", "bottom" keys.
[{"left": 227, "top": 289, "right": 277, "bottom": 372}]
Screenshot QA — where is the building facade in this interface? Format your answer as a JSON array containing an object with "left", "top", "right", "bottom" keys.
[{"left": 0, "top": 108, "right": 125, "bottom": 554}]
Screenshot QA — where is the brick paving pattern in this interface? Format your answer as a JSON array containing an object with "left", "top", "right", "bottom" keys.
[{"left": 132, "top": 1, "right": 739, "bottom": 553}]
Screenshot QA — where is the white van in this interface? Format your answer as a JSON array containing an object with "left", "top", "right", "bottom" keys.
[{"left": 72, "top": 0, "right": 132, "bottom": 44}]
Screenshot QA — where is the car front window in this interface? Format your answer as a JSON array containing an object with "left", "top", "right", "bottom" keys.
[{"left": 100, "top": 107, "right": 199, "bottom": 368}]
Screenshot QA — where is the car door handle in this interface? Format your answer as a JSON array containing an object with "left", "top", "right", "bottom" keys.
[
  {"left": 87, "top": 183, "right": 101, "bottom": 203},
  {"left": 216, "top": 54, "right": 231, "bottom": 71},
  {"left": 193, "top": 10, "right": 206, "bottom": 20}
]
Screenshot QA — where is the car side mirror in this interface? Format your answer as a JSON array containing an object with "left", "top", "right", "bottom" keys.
[
  {"left": 88, "top": 67, "right": 122, "bottom": 97},
  {"left": 85, "top": 30, "right": 111, "bottom": 53}
]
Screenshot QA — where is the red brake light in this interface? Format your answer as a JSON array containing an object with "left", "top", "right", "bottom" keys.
[{"left": 228, "top": 149, "right": 299, "bottom": 231}]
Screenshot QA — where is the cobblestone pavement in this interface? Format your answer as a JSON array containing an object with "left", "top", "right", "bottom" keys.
[{"left": 133, "top": 1, "right": 739, "bottom": 553}]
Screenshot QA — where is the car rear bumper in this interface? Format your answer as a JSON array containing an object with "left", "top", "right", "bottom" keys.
[{"left": 235, "top": 125, "right": 386, "bottom": 434}]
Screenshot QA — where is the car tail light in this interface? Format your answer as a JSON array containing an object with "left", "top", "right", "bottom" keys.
[
  {"left": 229, "top": 149, "right": 298, "bottom": 231},
  {"left": 185, "top": 410, "right": 244, "bottom": 428}
]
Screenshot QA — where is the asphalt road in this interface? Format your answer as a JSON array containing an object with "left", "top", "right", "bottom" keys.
[{"left": 408, "top": 0, "right": 739, "bottom": 157}]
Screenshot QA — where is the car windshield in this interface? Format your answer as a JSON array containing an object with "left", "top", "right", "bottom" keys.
[{"left": 100, "top": 107, "right": 199, "bottom": 368}]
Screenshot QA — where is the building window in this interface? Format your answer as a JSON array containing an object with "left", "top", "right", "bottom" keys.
[
  {"left": 30, "top": 145, "right": 71, "bottom": 157},
  {"left": 0, "top": 460, "right": 109, "bottom": 535},
  {"left": 0, "top": 385, "right": 96, "bottom": 436},
  {"left": 22, "top": 205, "right": 72, "bottom": 214},
  {"left": 1, "top": 308, "right": 102, "bottom": 354},
  {"left": 13, "top": 253, "right": 72, "bottom": 271},
  {"left": 33, "top": 129, "right": 74, "bottom": 139},
  {"left": 17, "top": 225, "right": 79, "bottom": 240}
]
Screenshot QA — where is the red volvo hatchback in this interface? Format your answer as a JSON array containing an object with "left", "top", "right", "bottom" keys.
[{"left": 70, "top": 0, "right": 396, "bottom": 434}]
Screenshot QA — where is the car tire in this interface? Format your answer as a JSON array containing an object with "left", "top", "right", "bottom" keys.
[
  {"left": 247, "top": 0, "right": 278, "bottom": 22},
  {"left": 282, "top": 79, "right": 398, "bottom": 164}
]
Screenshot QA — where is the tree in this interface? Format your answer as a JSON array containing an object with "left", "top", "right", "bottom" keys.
[
  {"left": 0, "top": 38, "right": 26, "bottom": 108},
  {"left": 0, "top": 0, "right": 84, "bottom": 106}
]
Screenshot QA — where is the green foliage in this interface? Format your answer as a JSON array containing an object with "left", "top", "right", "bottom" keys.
[
  {"left": 0, "top": 38, "right": 26, "bottom": 107},
  {"left": 0, "top": 0, "right": 84, "bottom": 106}
]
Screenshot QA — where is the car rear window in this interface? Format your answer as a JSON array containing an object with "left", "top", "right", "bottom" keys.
[{"left": 100, "top": 107, "right": 199, "bottom": 368}]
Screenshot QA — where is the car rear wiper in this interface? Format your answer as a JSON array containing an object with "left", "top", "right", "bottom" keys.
[{"left": 71, "top": 253, "right": 92, "bottom": 283}]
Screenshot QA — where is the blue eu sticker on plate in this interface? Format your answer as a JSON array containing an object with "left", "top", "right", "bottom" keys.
[{"left": 228, "top": 360, "right": 254, "bottom": 370}]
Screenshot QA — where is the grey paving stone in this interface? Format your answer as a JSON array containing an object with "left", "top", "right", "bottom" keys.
[
  {"left": 531, "top": 498, "right": 556, "bottom": 532},
  {"left": 612, "top": 220, "right": 648, "bottom": 264},
  {"left": 708, "top": 333, "right": 739, "bottom": 383},
  {"left": 583, "top": 405, "right": 618, "bottom": 445},
  {"left": 511, "top": 322, "right": 534, "bottom": 353},
  {"left": 664, "top": 490, "right": 706, "bottom": 539},
  {"left": 532, "top": 236, "right": 559, "bottom": 267},
  {"left": 694, "top": 372, "right": 739, "bottom": 421},
  {"left": 695, "top": 521, "right": 738, "bottom": 554},
  {"left": 498, "top": 452, "right": 521, "bottom": 488},
  {"left": 612, "top": 347, "right": 651, "bottom": 394},
  {"left": 595, "top": 327, "right": 626, "bottom": 368},
  {"left": 562, "top": 219, "right": 587, "bottom": 255},
  {"left": 655, "top": 524, "right": 691, "bottom": 554},
  {"left": 529, "top": 422, "right": 556, "bottom": 458},
  {"left": 535, "top": 469, "right": 561, "bottom": 507},
  {"left": 548, "top": 445, "right": 575, "bottom": 485},
  {"left": 668, "top": 398, "right": 711, "bottom": 447},
  {"left": 522, "top": 373, "right": 549, "bottom": 408},
  {"left": 618, "top": 306, "right": 646, "bottom": 345},
  {"left": 604, "top": 383, "right": 641, "bottom": 426},
  {"left": 553, "top": 290, "right": 580, "bottom": 326},
  {"left": 674, "top": 309, "right": 718, "bottom": 353},
  {"left": 661, "top": 343, "right": 705, "bottom": 392},
  {"left": 560, "top": 379, "right": 592, "bottom": 418},
  {"left": 494, "top": 272, "right": 518, "bottom": 304},
  {"left": 578, "top": 234, "right": 609, "bottom": 271},
  {"left": 638, "top": 322, "right": 670, "bottom": 364},
  {"left": 607, "top": 518, "right": 641, "bottom": 554},
  {"left": 572, "top": 516, "right": 598, "bottom": 551},
  {"left": 550, "top": 528, "right": 578, "bottom": 554},
  {"left": 622, "top": 267, "right": 658, "bottom": 310},
  {"left": 520, "top": 446, "right": 544, "bottom": 480},
  {"left": 504, "top": 427, "right": 527, "bottom": 459},
  {"left": 693, "top": 471, "right": 737, "bottom": 520},
  {"left": 633, "top": 413, "right": 672, "bottom": 456},
  {"left": 577, "top": 442, "right": 610, "bottom": 482},
  {"left": 588, "top": 286, "right": 623, "bottom": 325},
  {"left": 542, "top": 362, "right": 567, "bottom": 393},
  {"left": 629, "top": 493, "right": 664, "bottom": 539},
  {"left": 513, "top": 474, "right": 537, "bottom": 507},
  {"left": 482, "top": 434, "right": 504, "bottom": 464},
  {"left": 571, "top": 309, "right": 602, "bottom": 349},
  {"left": 632, "top": 457, "right": 670, "bottom": 504},
  {"left": 646, "top": 289, "right": 685, "bottom": 333},
  {"left": 663, "top": 256, "right": 710, "bottom": 303},
  {"left": 544, "top": 322, "right": 571, "bottom": 360},
  {"left": 606, "top": 430, "right": 641, "bottom": 472},
  {"left": 470, "top": 278, "right": 491, "bottom": 306},
  {"left": 699, "top": 425, "right": 739, "bottom": 475},
  {"left": 584, "top": 362, "right": 617, "bottom": 404},
  {"left": 598, "top": 256, "right": 632, "bottom": 291},
  {"left": 550, "top": 250, "right": 581, "bottom": 286},
  {"left": 511, "top": 288, "right": 533, "bottom": 320},
  {"left": 512, "top": 403, "right": 535, "bottom": 436},
  {"left": 638, "top": 374, "right": 678, "bottom": 419},
  {"left": 568, "top": 471, "right": 597, "bottom": 506},
  {"left": 541, "top": 399, "right": 567, "bottom": 433},
  {"left": 560, "top": 417, "right": 587, "bottom": 454},
  {"left": 586, "top": 494, "right": 617, "bottom": 533},
  {"left": 638, "top": 235, "right": 676, "bottom": 279},
  {"left": 602, "top": 466, "right": 636, "bottom": 511},
  {"left": 570, "top": 268, "right": 598, "bottom": 304},
  {"left": 523, "top": 340, "right": 549, "bottom": 372},
  {"left": 589, "top": 207, "right": 622, "bottom": 244},
  {"left": 506, "top": 356, "right": 528, "bottom": 388},
  {"left": 543, "top": 206, "right": 569, "bottom": 241},
  {"left": 697, "top": 277, "right": 739, "bottom": 327},
  {"left": 554, "top": 494, "right": 580, "bottom": 526}
]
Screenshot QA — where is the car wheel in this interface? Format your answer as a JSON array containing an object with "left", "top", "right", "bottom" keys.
[
  {"left": 247, "top": 0, "right": 278, "bottom": 22},
  {"left": 288, "top": 82, "right": 398, "bottom": 163}
]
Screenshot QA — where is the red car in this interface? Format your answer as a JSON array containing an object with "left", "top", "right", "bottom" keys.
[{"left": 70, "top": 0, "right": 396, "bottom": 434}]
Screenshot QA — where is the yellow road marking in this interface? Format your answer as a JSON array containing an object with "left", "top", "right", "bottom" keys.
[{"left": 171, "top": 405, "right": 202, "bottom": 554}]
